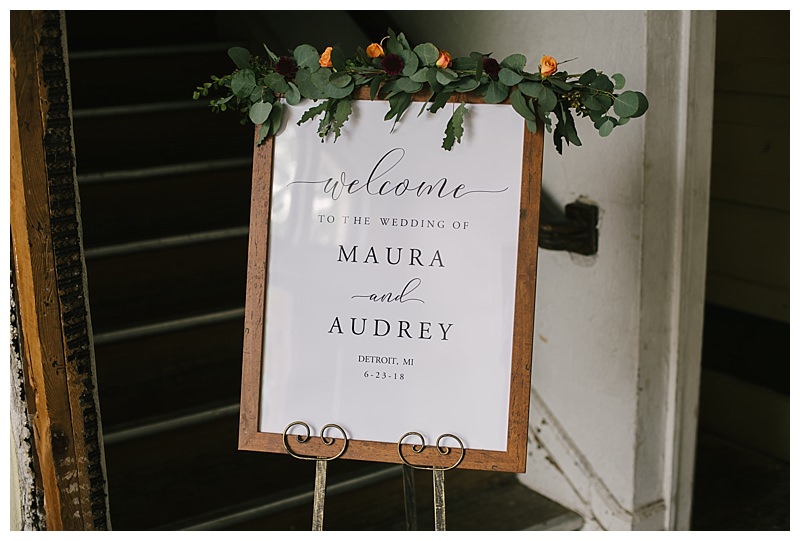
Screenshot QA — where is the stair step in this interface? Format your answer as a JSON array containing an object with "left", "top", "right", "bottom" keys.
[
  {"left": 85, "top": 237, "right": 247, "bottom": 333},
  {"left": 69, "top": 50, "right": 237, "bottom": 108},
  {"left": 95, "top": 316, "right": 244, "bottom": 427},
  {"left": 73, "top": 107, "right": 252, "bottom": 174},
  {"left": 79, "top": 163, "right": 251, "bottom": 248}
]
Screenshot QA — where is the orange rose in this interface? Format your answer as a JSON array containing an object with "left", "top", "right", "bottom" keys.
[
  {"left": 436, "top": 50, "right": 452, "bottom": 69},
  {"left": 366, "top": 42, "right": 385, "bottom": 58},
  {"left": 540, "top": 55, "right": 558, "bottom": 77},
  {"left": 319, "top": 46, "right": 333, "bottom": 68}
]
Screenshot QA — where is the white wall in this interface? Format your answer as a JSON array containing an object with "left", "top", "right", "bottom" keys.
[{"left": 392, "top": 10, "right": 714, "bottom": 530}]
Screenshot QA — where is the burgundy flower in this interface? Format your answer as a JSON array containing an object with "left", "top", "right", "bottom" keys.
[
  {"left": 381, "top": 53, "right": 405, "bottom": 76},
  {"left": 275, "top": 56, "right": 297, "bottom": 78},
  {"left": 482, "top": 57, "right": 500, "bottom": 78}
]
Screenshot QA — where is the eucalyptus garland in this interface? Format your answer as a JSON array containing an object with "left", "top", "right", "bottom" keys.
[{"left": 194, "top": 29, "right": 648, "bottom": 153}]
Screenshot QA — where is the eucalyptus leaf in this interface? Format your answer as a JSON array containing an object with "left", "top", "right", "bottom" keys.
[
  {"left": 483, "top": 79, "right": 509, "bottom": 104},
  {"left": 631, "top": 91, "right": 649, "bottom": 117},
  {"left": 328, "top": 47, "right": 345, "bottom": 71},
  {"left": 510, "top": 88, "right": 536, "bottom": 121},
  {"left": 311, "top": 68, "right": 332, "bottom": 93},
  {"left": 590, "top": 73, "right": 614, "bottom": 92},
  {"left": 270, "top": 101, "right": 284, "bottom": 135},
  {"left": 525, "top": 118, "right": 538, "bottom": 134},
  {"left": 257, "top": 122, "right": 270, "bottom": 145},
  {"left": 294, "top": 44, "right": 320, "bottom": 70},
  {"left": 598, "top": 117, "right": 615, "bottom": 137},
  {"left": 435, "top": 69, "right": 456, "bottom": 86},
  {"left": 471, "top": 51, "right": 484, "bottom": 80},
  {"left": 265, "top": 72, "right": 289, "bottom": 94},
  {"left": 385, "top": 32, "right": 403, "bottom": 54},
  {"left": 538, "top": 86, "right": 557, "bottom": 112},
  {"left": 518, "top": 81, "right": 543, "bottom": 98},
  {"left": 295, "top": 69, "right": 320, "bottom": 99},
  {"left": 613, "top": 90, "right": 641, "bottom": 118},
  {"left": 414, "top": 43, "right": 440, "bottom": 66},
  {"left": 400, "top": 49, "right": 419, "bottom": 76},
  {"left": 369, "top": 76, "right": 382, "bottom": 100},
  {"left": 228, "top": 46, "right": 251, "bottom": 69},
  {"left": 249, "top": 100, "right": 273, "bottom": 125},
  {"left": 547, "top": 77, "right": 573, "bottom": 91},
  {"left": 500, "top": 53, "right": 526, "bottom": 71},
  {"left": 611, "top": 73, "right": 626, "bottom": 90},
  {"left": 578, "top": 69, "right": 597, "bottom": 85},
  {"left": 411, "top": 67, "right": 430, "bottom": 83},
  {"left": 498, "top": 68, "right": 523, "bottom": 86},
  {"left": 617, "top": 115, "right": 630, "bottom": 126},
  {"left": 329, "top": 72, "right": 352, "bottom": 88},
  {"left": 285, "top": 82, "right": 301, "bottom": 105},
  {"left": 325, "top": 80, "right": 355, "bottom": 99},
  {"left": 231, "top": 69, "right": 256, "bottom": 99},
  {"left": 454, "top": 78, "right": 480, "bottom": 92},
  {"left": 582, "top": 94, "right": 605, "bottom": 111},
  {"left": 426, "top": 67, "right": 443, "bottom": 92},
  {"left": 451, "top": 56, "right": 476, "bottom": 70},
  {"left": 396, "top": 76, "right": 423, "bottom": 93}
]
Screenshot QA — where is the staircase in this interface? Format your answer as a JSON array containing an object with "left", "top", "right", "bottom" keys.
[{"left": 65, "top": 10, "right": 581, "bottom": 530}]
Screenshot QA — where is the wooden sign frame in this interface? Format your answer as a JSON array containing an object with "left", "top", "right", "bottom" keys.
[{"left": 239, "top": 88, "right": 543, "bottom": 473}]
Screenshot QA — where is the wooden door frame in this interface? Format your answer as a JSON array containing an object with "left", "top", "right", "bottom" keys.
[{"left": 10, "top": 10, "right": 109, "bottom": 530}]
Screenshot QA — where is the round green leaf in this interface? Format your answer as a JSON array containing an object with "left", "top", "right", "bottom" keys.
[
  {"left": 414, "top": 43, "right": 440, "bottom": 66},
  {"left": 400, "top": 49, "right": 419, "bottom": 76},
  {"left": 454, "top": 78, "right": 480, "bottom": 93},
  {"left": 293, "top": 44, "right": 320, "bottom": 70},
  {"left": 499, "top": 68, "right": 523, "bottom": 86},
  {"left": 500, "top": 53, "right": 527, "bottom": 71},
  {"left": 249, "top": 100, "right": 273, "bottom": 125},
  {"left": 582, "top": 94, "right": 605, "bottom": 112},
  {"left": 411, "top": 67, "right": 430, "bottom": 83},
  {"left": 612, "top": 73, "right": 626, "bottom": 90},
  {"left": 295, "top": 69, "right": 320, "bottom": 99},
  {"left": 613, "top": 90, "right": 641, "bottom": 118},
  {"left": 617, "top": 115, "right": 630, "bottom": 126},
  {"left": 483, "top": 79, "right": 509, "bottom": 104},
  {"left": 324, "top": 80, "right": 355, "bottom": 99},
  {"left": 631, "top": 91, "right": 649, "bottom": 117},
  {"left": 537, "top": 87, "right": 557, "bottom": 112},
  {"left": 598, "top": 117, "right": 615, "bottom": 137},
  {"left": 435, "top": 69, "right": 457, "bottom": 86},
  {"left": 231, "top": 69, "right": 256, "bottom": 99},
  {"left": 265, "top": 72, "right": 289, "bottom": 94},
  {"left": 285, "top": 82, "right": 301, "bottom": 105},
  {"left": 578, "top": 69, "right": 597, "bottom": 85},
  {"left": 227, "top": 46, "right": 251, "bottom": 69},
  {"left": 518, "top": 81, "right": 544, "bottom": 98},
  {"left": 329, "top": 72, "right": 352, "bottom": 88},
  {"left": 396, "top": 77, "right": 423, "bottom": 93}
]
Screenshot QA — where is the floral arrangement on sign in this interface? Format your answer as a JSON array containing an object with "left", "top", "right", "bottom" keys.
[{"left": 194, "top": 29, "right": 648, "bottom": 153}]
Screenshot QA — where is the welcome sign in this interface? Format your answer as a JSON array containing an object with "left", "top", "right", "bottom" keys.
[{"left": 239, "top": 93, "right": 542, "bottom": 472}]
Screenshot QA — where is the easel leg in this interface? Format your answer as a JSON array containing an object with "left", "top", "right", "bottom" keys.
[
  {"left": 402, "top": 464, "right": 418, "bottom": 530},
  {"left": 432, "top": 469, "right": 446, "bottom": 531},
  {"left": 312, "top": 459, "right": 327, "bottom": 531}
]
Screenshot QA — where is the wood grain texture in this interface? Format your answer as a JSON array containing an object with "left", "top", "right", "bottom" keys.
[
  {"left": 239, "top": 93, "right": 543, "bottom": 473},
  {"left": 11, "top": 10, "right": 109, "bottom": 530}
]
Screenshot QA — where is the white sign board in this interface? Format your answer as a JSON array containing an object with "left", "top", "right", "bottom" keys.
[{"left": 240, "top": 95, "right": 542, "bottom": 472}]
